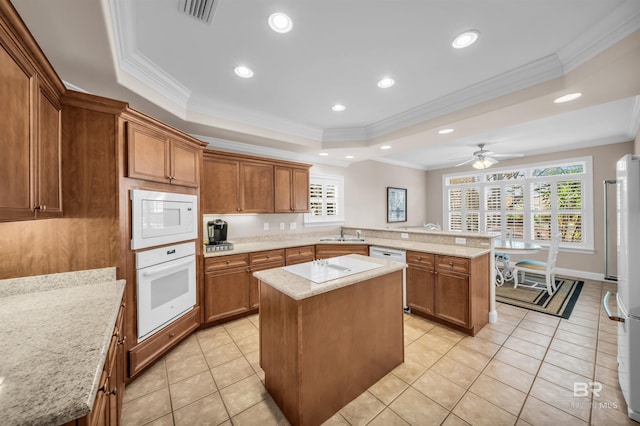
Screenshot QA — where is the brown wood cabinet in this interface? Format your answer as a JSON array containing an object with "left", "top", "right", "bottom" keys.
[
  {"left": 203, "top": 250, "right": 285, "bottom": 323},
  {"left": 128, "top": 307, "right": 200, "bottom": 378},
  {"left": 285, "top": 245, "right": 315, "bottom": 265},
  {"left": 0, "top": 4, "right": 64, "bottom": 221},
  {"left": 315, "top": 244, "right": 369, "bottom": 259},
  {"left": 275, "top": 166, "right": 309, "bottom": 212},
  {"left": 127, "top": 122, "right": 199, "bottom": 187},
  {"left": 202, "top": 150, "right": 310, "bottom": 214},
  {"left": 249, "top": 249, "right": 285, "bottom": 309},
  {"left": 406, "top": 251, "right": 435, "bottom": 316},
  {"left": 406, "top": 252, "right": 490, "bottom": 336}
]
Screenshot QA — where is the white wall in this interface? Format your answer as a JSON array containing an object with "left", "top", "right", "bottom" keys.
[
  {"left": 425, "top": 141, "right": 634, "bottom": 277},
  {"left": 203, "top": 159, "right": 429, "bottom": 240}
]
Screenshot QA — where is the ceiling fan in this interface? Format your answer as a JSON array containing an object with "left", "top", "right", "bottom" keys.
[{"left": 454, "top": 144, "right": 524, "bottom": 169}]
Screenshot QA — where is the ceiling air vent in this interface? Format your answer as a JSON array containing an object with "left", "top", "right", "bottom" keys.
[{"left": 179, "top": 0, "right": 216, "bottom": 24}]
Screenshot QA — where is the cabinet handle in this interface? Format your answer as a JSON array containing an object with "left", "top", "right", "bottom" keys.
[
  {"left": 118, "top": 336, "right": 126, "bottom": 345},
  {"left": 112, "top": 330, "right": 119, "bottom": 338},
  {"left": 226, "top": 260, "right": 231, "bottom": 264},
  {"left": 169, "top": 333, "right": 175, "bottom": 338},
  {"left": 109, "top": 387, "right": 117, "bottom": 395},
  {"left": 98, "top": 383, "right": 108, "bottom": 393},
  {"left": 42, "top": 205, "right": 46, "bottom": 211}
]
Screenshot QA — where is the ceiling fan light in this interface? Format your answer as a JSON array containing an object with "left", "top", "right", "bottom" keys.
[{"left": 472, "top": 157, "right": 497, "bottom": 169}]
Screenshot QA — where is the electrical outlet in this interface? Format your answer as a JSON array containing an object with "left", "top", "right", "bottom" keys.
[
  {"left": 401, "top": 233, "right": 409, "bottom": 239},
  {"left": 279, "top": 222, "right": 285, "bottom": 231},
  {"left": 455, "top": 237, "right": 467, "bottom": 245},
  {"left": 263, "top": 223, "right": 269, "bottom": 231},
  {"left": 290, "top": 222, "right": 297, "bottom": 230}
]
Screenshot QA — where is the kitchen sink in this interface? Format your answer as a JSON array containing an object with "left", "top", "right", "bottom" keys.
[{"left": 319, "top": 237, "right": 366, "bottom": 242}]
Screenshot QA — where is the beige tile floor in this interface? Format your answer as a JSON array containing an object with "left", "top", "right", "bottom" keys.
[{"left": 122, "top": 279, "right": 639, "bottom": 425}]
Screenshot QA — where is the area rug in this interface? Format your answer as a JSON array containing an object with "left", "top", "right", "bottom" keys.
[{"left": 496, "top": 275, "right": 584, "bottom": 319}]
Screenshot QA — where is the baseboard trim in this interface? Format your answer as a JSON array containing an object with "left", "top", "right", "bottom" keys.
[{"left": 507, "top": 262, "right": 609, "bottom": 283}]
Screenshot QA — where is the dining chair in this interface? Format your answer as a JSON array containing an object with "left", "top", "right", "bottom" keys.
[
  {"left": 494, "top": 229, "right": 513, "bottom": 285},
  {"left": 513, "top": 232, "right": 562, "bottom": 295}
]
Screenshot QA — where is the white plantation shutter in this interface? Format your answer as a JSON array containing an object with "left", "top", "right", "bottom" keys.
[
  {"left": 443, "top": 157, "right": 593, "bottom": 251},
  {"left": 304, "top": 175, "right": 345, "bottom": 225}
]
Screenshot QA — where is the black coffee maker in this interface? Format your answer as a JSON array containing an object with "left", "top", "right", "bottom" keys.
[{"left": 207, "top": 219, "right": 228, "bottom": 245}]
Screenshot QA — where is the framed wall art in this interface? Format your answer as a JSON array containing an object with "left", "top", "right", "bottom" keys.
[{"left": 387, "top": 187, "right": 407, "bottom": 223}]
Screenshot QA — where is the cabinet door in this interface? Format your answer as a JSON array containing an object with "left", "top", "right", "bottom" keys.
[
  {"left": 169, "top": 139, "right": 199, "bottom": 187},
  {"left": 274, "top": 166, "right": 293, "bottom": 212},
  {"left": 435, "top": 270, "right": 470, "bottom": 328},
  {"left": 127, "top": 122, "right": 170, "bottom": 184},
  {"left": 240, "top": 161, "right": 274, "bottom": 213},
  {"left": 292, "top": 168, "right": 309, "bottom": 212},
  {"left": 204, "top": 266, "right": 251, "bottom": 323},
  {"left": 249, "top": 260, "right": 284, "bottom": 310},
  {"left": 0, "top": 40, "right": 35, "bottom": 220},
  {"left": 406, "top": 264, "right": 435, "bottom": 316},
  {"left": 202, "top": 157, "right": 241, "bottom": 213},
  {"left": 36, "top": 85, "right": 62, "bottom": 217},
  {"left": 315, "top": 244, "right": 369, "bottom": 259}
]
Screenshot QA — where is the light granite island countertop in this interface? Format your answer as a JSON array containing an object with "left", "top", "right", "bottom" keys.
[{"left": 0, "top": 267, "right": 125, "bottom": 426}]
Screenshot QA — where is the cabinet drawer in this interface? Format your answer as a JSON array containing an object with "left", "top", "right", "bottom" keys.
[
  {"left": 435, "top": 255, "right": 470, "bottom": 274},
  {"left": 285, "top": 245, "right": 315, "bottom": 264},
  {"left": 250, "top": 249, "right": 285, "bottom": 266},
  {"left": 407, "top": 251, "right": 435, "bottom": 268},
  {"left": 129, "top": 307, "right": 200, "bottom": 377},
  {"left": 205, "top": 254, "right": 249, "bottom": 272}
]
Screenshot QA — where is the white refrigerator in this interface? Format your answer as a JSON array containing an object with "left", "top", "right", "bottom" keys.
[{"left": 606, "top": 154, "right": 640, "bottom": 421}]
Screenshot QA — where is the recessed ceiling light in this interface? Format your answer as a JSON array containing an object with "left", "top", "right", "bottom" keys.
[
  {"left": 438, "top": 128, "right": 455, "bottom": 135},
  {"left": 234, "top": 65, "right": 254, "bottom": 78},
  {"left": 319, "top": 152, "right": 329, "bottom": 156},
  {"left": 377, "top": 77, "right": 395, "bottom": 89},
  {"left": 380, "top": 145, "right": 392, "bottom": 150},
  {"left": 268, "top": 12, "right": 292, "bottom": 33},
  {"left": 452, "top": 30, "right": 479, "bottom": 49},
  {"left": 553, "top": 92, "right": 582, "bottom": 103},
  {"left": 345, "top": 155, "right": 355, "bottom": 159},
  {"left": 332, "top": 104, "right": 346, "bottom": 112}
]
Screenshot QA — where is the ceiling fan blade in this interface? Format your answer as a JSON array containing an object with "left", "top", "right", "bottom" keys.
[
  {"left": 455, "top": 158, "right": 476, "bottom": 167},
  {"left": 491, "top": 153, "right": 525, "bottom": 158}
]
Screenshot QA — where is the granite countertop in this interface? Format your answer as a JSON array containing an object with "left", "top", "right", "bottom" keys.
[
  {"left": 253, "top": 254, "right": 406, "bottom": 300},
  {"left": 0, "top": 268, "right": 125, "bottom": 426},
  {"left": 204, "top": 236, "right": 491, "bottom": 259}
]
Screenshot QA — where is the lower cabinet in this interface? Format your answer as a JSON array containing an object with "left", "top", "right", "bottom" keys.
[
  {"left": 203, "top": 250, "right": 284, "bottom": 324},
  {"left": 406, "top": 252, "right": 435, "bottom": 316},
  {"left": 285, "top": 245, "right": 315, "bottom": 265},
  {"left": 315, "top": 244, "right": 369, "bottom": 259},
  {"left": 406, "top": 252, "right": 489, "bottom": 336},
  {"left": 128, "top": 307, "right": 200, "bottom": 378}
]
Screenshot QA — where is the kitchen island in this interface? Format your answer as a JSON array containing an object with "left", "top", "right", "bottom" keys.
[{"left": 254, "top": 255, "right": 405, "bottom": 426}]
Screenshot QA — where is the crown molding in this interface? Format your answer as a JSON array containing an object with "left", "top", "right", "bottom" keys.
[
  {"left": 559, "top": 1, "right": 640, "bottom": 73},
  {"left": 371, "top": 156, "right": 429, "bottom": 171},
  {"left": 108, "top": 0, "right": 191, "bottom": 109},
  {"left": 105, "top": 0, "right": 639, "bottom": 145},
  {"left": 195, "top": 135, "right": 351, "bottom": 168}
]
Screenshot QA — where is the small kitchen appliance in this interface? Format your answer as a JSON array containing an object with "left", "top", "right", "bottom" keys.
[{"left": 206, "top": 219, "right": 233, "bottom": 252}]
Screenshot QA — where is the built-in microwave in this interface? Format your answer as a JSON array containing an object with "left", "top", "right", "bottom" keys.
[{"left": 131, "top": 189, "right": 198, "bottom": 250}]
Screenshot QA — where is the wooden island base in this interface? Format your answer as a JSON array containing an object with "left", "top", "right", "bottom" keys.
[{"left": 259, "top": 270, "right": 404, "bottom": 426}]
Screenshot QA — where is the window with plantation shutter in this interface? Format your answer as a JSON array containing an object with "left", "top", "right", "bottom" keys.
[
  {"left": 304, "top": 174, "right": 345, "bottom": 225},
  {"left": 443, "top": 157, "right": 593, "bottom": 251}
]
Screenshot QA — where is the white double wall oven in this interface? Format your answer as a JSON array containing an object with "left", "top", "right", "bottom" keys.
[{"left": 131, "top": 189, "right": 198, "bottom": 342}]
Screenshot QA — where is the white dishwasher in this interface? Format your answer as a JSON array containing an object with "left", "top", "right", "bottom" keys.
[{"left": 369, "top": 246, "right": 409, "bottom": 312}]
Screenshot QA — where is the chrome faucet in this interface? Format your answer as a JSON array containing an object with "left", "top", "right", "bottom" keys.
[
  {"left": 340, "top": 229, "right": 345, "bottom": 238},
  {"left": 356, "top": 230, "right": 361, "bottom": 239}
]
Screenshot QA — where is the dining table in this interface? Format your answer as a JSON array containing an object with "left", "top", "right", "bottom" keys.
[{"left": 493, "top": 239, "right": 542, "bottom": 286}]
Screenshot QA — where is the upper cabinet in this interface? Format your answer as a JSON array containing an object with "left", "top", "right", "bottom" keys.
[
  {"left": 127, "top": 122, "right": 200, "bottom": 188},
  {"left": 202, "top": 150, "right": 310, "bottom": 214},
  {"left": 274, "top": 166, "right": 309, "bottom": 213},
  {"left": 0, "top": 1, "right": 64, "bottom": 221}
]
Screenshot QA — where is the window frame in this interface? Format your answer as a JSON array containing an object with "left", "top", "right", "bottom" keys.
[
  {"left": 304, "top": 174, "right": 345, "bottom": 226},
  {"left": 442, "top": 156, "right": 594, "bottom": 252}
]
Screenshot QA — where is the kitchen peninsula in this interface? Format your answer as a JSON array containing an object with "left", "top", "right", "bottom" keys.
[{"left": 254, "top": 255, "right": 405, "bottom": 426}]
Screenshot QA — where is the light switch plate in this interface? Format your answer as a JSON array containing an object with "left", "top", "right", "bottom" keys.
[
  {"left": 290, "top": 222, "right": 297, "bottom": 230},
  {"left": 263, "top": 223, "right": 269, "bottom": 231},
  {"left": 279, "top": 222, "right": 285, "bottom": 230},
  {"left": 401, "top": 233, "right": 409, "bottom": 239},
  {"left": 455, "top": 237, "right": 466, "bottom": 245}
]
